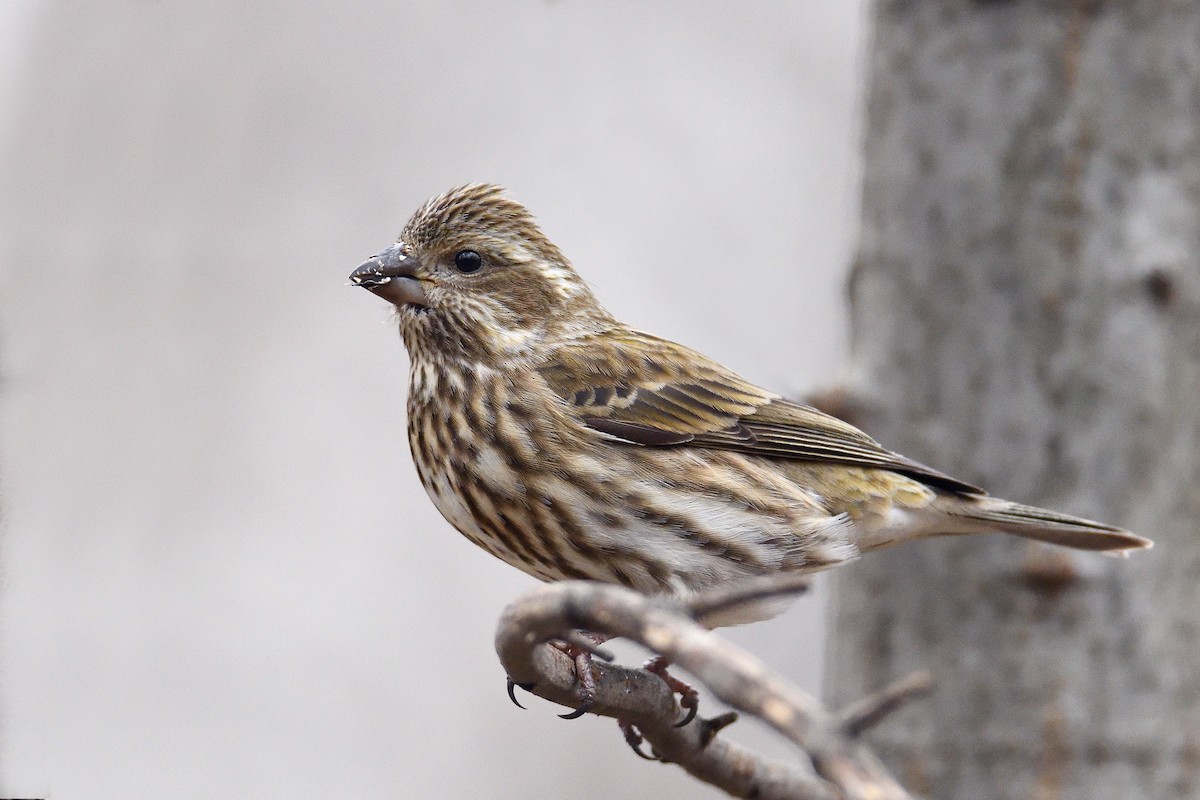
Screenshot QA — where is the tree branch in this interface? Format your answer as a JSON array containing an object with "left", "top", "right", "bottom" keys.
[{"left": 495, "top": 579, "right": 930, "bottom": 800}]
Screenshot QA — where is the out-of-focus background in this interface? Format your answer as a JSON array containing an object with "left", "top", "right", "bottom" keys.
[{"left": 0, "top": 3, "right": 865, "bottom": 797}]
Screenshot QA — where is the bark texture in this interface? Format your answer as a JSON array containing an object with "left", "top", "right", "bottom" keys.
[
  {"left": 495, "top": 578, "right": 927, "bottom": 800},
  {"left": 826, "top": 3, "right": 1200, "bottom": 799}
]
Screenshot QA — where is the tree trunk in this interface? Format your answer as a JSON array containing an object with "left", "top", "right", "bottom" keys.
[{"left": 825, "top": 3, "right": 1200, "bottom": 799}]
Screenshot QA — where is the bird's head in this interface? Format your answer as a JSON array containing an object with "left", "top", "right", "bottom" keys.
[{"left": 351, "top": 184, "right": 611, "bottom": 363}]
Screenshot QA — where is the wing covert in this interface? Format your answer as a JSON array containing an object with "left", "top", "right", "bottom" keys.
[{"left": 537, "top": 329, "right": 981, "bottom": 494}]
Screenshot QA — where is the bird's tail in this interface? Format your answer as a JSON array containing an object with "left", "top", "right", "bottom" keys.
[{"left": 939, "top": 495, "right": 1152, "bottom": 554}]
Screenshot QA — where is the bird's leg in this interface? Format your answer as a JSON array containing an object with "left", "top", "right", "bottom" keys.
[
  {"left": 558, "top": 647, "right": 597, "bottom": 719},
  {"left": 643, "top": 655, "right": 700, "bottom": 727},
  {"left": 551, "top": 631, "right": 611, "bottom": 719}
]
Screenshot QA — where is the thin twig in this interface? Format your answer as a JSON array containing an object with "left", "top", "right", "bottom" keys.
[
  {"left": 685, "top": 573, "right": 813, "bottom": 627},
  {"left": 837, "top": 670, "right": 934, "bottom": 738}
]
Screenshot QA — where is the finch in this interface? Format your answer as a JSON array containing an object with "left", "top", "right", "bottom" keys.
[{"left": 351, "top": 184, "right": 1150, "bottom": 625}]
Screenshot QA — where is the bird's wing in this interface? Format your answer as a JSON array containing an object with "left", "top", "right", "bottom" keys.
[{"left": 537, "top": 329, "right": 982, "bottom": 494}]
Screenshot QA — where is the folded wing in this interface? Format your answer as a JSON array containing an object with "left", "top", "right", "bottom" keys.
[{"left": 537, "top": 328, "right": 981, "bottom": 494}]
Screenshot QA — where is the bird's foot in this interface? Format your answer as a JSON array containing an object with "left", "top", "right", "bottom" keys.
[
  {"left": 643, "top": 655, "right": 700, "bottom": 727},
  {"left": 618, "top": 718, "right": 660, "bottom": 760},
  {"left": 506, "top": 632, "right": 612, "bottom": 717},
  {"left": 618, "top": 708, "right": 738, "bottom": 761},
  {"left": 551, "top": 631, "right": 612, "bottom": 719}
]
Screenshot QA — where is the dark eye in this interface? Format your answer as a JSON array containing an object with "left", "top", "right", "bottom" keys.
[{"left": 453, "top": 250, "right": 483, "bottom": 273}]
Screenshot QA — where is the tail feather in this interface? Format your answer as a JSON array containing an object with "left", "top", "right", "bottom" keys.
[{"left": 947, "top": 496, "right": 1152, "bottom": 554}]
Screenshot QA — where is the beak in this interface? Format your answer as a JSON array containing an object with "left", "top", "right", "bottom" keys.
[{"left": 349, "top": 243, "right": 429, "bottom": 307}]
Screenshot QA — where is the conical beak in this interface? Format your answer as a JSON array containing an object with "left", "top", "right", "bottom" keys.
[{"left": 349, "top": 243, "right": 428, "bottom": 307}]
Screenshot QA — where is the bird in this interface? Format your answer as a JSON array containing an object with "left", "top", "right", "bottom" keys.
[{"left": 349, "top": 183, "right": 1151, "bottom": 627}]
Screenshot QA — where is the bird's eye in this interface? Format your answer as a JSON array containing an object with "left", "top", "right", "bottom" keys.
[{"left": 453, "top": 250, "right": 484, "bottom": 273}]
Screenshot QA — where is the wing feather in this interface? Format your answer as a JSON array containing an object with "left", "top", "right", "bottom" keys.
[{"left": 538, "top": 329, "right": 981, "bottom": 494}]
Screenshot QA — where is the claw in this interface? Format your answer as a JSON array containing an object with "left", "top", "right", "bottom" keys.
[
  {"left": 506, "top": 677, "right": 535, "bottom": 710},
  {"left": 643, "top": 656, "right": 701, "bottom": 727},
  {"left": 558, "top": 700, "right": 593, "bottom": 720},
  {"left": 673, "top": 691, "right": 699, "bottom": 728},
  {"left": 619, "top": 719, "right": 659, "bottom": 761},
  {"left": 557, "top": 646, "right": 598, "bottom": 720}
]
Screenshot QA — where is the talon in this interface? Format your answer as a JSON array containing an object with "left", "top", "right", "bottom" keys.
[
  {"left": 643, "top": 656, "right": 702, "bottom": 726},
  {"left": 558, "top": 700, "right": 592, "bottom": 720},
  {"left": 555, "top": 645, "right": 598, "bottom": 719},
  {"left": 547, "top": 642, "right": 597, "bottom": 719},
  {"left": 506, "top": 677, "right": 535, "bottom": 710},
  {"left": 619, "top": 719, "right": 659, "bottom": 761},
  {"left": 673, "top": 691, "right": 699, "bottom": 727}
]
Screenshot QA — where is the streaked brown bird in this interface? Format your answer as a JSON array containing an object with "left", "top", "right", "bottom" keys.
[{"left": 351, "top": 184, "right": 1151, "bottom": 628}]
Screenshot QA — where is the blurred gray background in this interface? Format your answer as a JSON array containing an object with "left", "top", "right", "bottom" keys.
[{"left": 0, "top": 2, "right": 865, "bottom": 797}]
